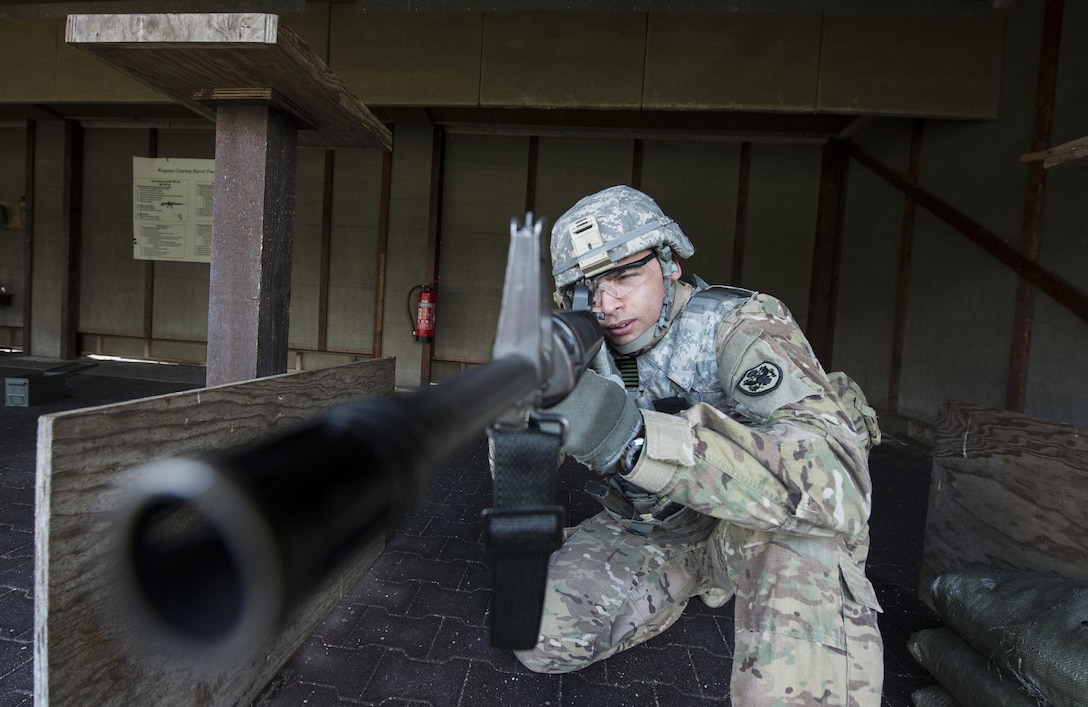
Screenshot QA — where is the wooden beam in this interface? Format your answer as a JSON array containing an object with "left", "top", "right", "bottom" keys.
[
  {"left": 34, "top": 359, "right": 394, "bottom": 706},
  {"left": 888, "top": 120, "right": 924, "bottom": 413},
  {"left": 848, "top": 143, "right": 1088, "bottom": 325},
  {"left": 1020, "top": 135, "right": 1088, "bottom": 169},
  {"left": 1009, "top": 0, "right": 1063, "bottom": 412},
  {"left": 65, "top": 13, "right": 390, "bottom": 151},
  {"left": 1042, "top": 135, "right": 1088, "bottom": 169}
]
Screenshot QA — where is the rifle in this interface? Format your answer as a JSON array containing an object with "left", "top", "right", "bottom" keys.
[{"left": 117, "top": 214, "right": 602, "bottom": 661}]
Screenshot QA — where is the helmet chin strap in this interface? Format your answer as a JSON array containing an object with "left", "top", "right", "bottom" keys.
[{"left": 612, "top": 249, "right": 676, "bottom": 357}]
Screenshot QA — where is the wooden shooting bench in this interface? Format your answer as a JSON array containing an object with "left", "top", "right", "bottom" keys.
[
  {"left": 34, "top": 358, "right": 395, "bottom": 706},
  {"left": 32, "top": 13, "right": 394, "bottom": 706}
]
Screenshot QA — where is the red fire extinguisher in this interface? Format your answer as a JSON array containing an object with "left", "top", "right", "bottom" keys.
[{"left": 409, "top": 283, "right": 437, "bottom": 342}]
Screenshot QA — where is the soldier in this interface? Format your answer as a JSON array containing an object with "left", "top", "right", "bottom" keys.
[{"left": 519, "top": 185, "right": 885, "bottom": 706}]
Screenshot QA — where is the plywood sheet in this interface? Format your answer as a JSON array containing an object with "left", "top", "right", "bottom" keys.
[
  {"left": 481, "top": 12, "right": 646, "bottom": 109},
  {"left": 0, "top": 17, "right": 60, "bottom": 102},
  {"left": 920, "top": 400, "right": 1088, "bottom": 603},
  {"left": 643, "top": 13, "right": 821, "bottom": 112},
  {"left": 65, "top": 12, "right": 390, "bottom": 150},
  {"left": 819, "top": 14, "right": 1003, "bottom": 119},
  {"left": 34, "top": 358, "right": 394, "bottom": 706},
  {"left": 330, "top": 7, "right": 483, "bottom": 107}
]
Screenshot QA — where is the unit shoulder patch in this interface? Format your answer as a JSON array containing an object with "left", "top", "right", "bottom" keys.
[{"left": 737, "top": 361, "right": 782, "bottom": 396}]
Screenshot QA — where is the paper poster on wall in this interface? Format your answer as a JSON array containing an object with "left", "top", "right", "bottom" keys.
[{"left": 132, "top": 157, "right": 215, "bottom": 263}]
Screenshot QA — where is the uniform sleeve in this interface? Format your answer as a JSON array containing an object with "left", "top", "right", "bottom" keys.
[{"left": 622, "top": 294, "right": 874, "bottom": 538}]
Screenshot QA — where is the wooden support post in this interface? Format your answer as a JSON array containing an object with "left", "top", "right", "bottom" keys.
[
  {"left": 373, "top": 130, "right": 394, "bottom": 358},
  {"left": 207, "top": 103, "right": 299, "bottom": 385},
  {"left": 22, "top": 119, "right": 35, "bottom": 354},
  {"left": 420, "top": 126, "right": 446, "bottom": 385},
  {"left": 731, "top": 141, "right": 751, "bottom": 285},
  {"left": 143, "top": 129, "right": 158, "bottom": 359},
  {"left": 1008, "top": 0, "right": 1064, "bottom": 412},
  {"left": 525, "top": 134, "right": 539, "bottom": 215},
  {"left": 888, "top": 120, "right": 924, "bottom": 413},
  {"left": 318, "top": 149, "right": 334, "bottom": 353},
  {"left": 807, "top": 139, "right": 849, "bottom": 367},
  {"left": 60, "top": 120, "right": 83, "bottom": 361}
]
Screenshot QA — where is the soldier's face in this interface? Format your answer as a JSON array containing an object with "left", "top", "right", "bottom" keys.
[{"left": 592, "top": 250, "right": 682, "bottom": 347}]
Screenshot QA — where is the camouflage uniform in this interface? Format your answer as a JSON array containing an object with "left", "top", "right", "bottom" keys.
[{"left": 519, "top": 271, "right": 885, "bottom": 705}]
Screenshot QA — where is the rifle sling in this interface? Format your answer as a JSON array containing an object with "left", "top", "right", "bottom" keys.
[{"left": 483, "top": 420, "right": 565, "bottom": 650}]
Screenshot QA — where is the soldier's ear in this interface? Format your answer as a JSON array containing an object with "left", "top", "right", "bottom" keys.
[{"left": 668, "top": 261, "right": 682, "bottom": 282}]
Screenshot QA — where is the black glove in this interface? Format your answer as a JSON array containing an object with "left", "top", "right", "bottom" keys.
[{"left": 545, "top": 369, "right": 642, "bottom": 472}]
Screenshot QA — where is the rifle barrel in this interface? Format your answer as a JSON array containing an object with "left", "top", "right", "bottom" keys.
[{"left": 120, "top": 353, "right": 539, "bottom": 660}]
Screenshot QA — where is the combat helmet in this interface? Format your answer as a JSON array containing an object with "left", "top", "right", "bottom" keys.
[
  {"left": 551, "top": 185, "right": 694, "bottom": 297},
  {"left": 550, "top": 185, "right": 695, "bottom": 355}
]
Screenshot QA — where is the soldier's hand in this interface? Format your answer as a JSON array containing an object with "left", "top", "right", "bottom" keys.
[{"left": 546, "top": 369, "right": 642, "bottom": 472}]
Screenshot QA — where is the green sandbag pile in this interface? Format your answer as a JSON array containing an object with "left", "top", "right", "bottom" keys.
[
  {"left": 908, "top": 569, "right": 1088, "bottom": 707},
  {"left": 909, "top": 628, "right": 1039, "bottom": 706},
  {"left": 910, "top": 684, "right": 969, "bottom": 707}
]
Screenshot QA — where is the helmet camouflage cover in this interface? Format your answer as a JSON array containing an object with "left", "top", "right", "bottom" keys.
[{"left": 550, "top": 185, "right": 694, "bottom": 302}]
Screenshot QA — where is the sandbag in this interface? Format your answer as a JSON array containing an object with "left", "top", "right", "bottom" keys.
[
  {"left": 908, "top": 628, "right": 1040, "bottom": 707},
  {"left": 927, "top": 569, "right": 1088, "bottom": 706},
  {"left": 910, "top": 685, "right": 963, "bottom": 707}
]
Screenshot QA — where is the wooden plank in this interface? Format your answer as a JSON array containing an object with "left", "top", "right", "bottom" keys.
[
  {"left": 1042, "top": 135, "right": 1088, "bottom": 169},
  {"left": 34, "top": 358, "right": 395, "bottom": 706},
  {"left": 920, "top": 400, "right": 1088, "bottom": 605},
  {"left": 64, "top": 13, "right": 390, "bottom": 151}
]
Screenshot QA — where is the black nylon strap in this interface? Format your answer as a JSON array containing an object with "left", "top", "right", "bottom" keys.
[{"left": 482, "top": 419, "right": 565, "bottom": 649}]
